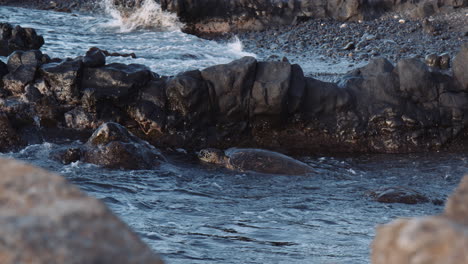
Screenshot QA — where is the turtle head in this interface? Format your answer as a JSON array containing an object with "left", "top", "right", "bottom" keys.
[{"left": 197, "top": 148, "right": 225, "bottom": 165}]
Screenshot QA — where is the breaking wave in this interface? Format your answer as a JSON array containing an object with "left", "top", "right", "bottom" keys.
[{"left": 100, "top": 0, "right": 183, "bottom": 32}]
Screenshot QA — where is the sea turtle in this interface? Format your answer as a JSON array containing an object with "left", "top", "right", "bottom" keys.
[{"left": 198, "top": 148, "right": 315, "bottom": 175}]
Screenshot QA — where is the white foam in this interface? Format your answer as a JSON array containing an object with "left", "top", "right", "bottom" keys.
[
  {"left": 100, "top": 0, "right": 183, "bottom": 32},
  {"left": 226, "top": 36, "right": 256, "bottom": 58}
]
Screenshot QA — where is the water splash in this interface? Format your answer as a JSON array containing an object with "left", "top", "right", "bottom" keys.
[
  {"left": 226, "top": 36, "right": 256, "bottom": 58},
  {"left": 101, "top": 0, "right": 183, "bottom": 32}
]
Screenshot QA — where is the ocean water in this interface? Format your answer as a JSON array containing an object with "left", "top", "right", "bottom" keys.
[{"left": 0, "top": 2, "right": 466, "bottom": 263}]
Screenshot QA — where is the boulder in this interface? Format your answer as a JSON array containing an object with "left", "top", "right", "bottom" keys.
[
  {"left": 82, "top": 47, "right": 106, "bottom": 68},
  {"left": 250, "top": 61, "right": 291, "bottom": 117},
  {"left": 166, "top": 70, "right": 211, "bottom": 127},
  {"left": 40, "top": 58, "right": 83, "bottom": 103},
  {"left": 0, "top": 23, "right": 44, "bottom": 56},
  {"left": 83, "top": 122, "right": 165, "bottom": 169},
  {"left": 3, "top": 50, "right": 44, "bottom": 95},
  {"left": 0, "top": 158, "right": 163, "bottom": 264},
  {"left": 81, "top": 63, "right": 152, "bottom": 100},
  {"left": 201, "top": 56, "right": 256, "bottom": 123},
  {"left": 453, "top": 42, "right": 468, "bottom": 91}
]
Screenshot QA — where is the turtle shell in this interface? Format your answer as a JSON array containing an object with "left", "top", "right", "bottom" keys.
[{"left": 224, "top": 148, "right": 314, "bottom": 175}]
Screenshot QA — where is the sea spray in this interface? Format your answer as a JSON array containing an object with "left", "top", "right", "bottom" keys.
[{"left": 100, "top": 0, "right": 182, "bottom": 32}]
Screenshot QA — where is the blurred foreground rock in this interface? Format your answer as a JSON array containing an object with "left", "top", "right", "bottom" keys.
[
  {"left": 371, "top": 175, "right": 468, "bottom": 264},
  {"left": 0, "top": 158, "right": 164, "bottom": 264}
]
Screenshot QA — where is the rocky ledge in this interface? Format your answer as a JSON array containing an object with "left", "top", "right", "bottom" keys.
[
  {"left": 0, "top": 158, "right": 163, "bottom": 264},
  {"left": 372, "top": 175, "right": 468, "bottom": 264},
  {"left": 0, "top": 24, "right": 467, "bottom": 158}
]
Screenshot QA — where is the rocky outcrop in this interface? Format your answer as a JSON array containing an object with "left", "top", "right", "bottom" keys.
[
  {"left": 0, "top": 34, "right": 467, "bottom": 157},
  {"left": 371, "top": 175, "right": 468, "bottom": 264},
  {"left": 0, "top": 158, "right": 164, "bottom": 264},
  {"left": 82, "top": 122, "right": 166, "bottom": 169},
  {"left": 0, "top": 23, "right": 44, "bottom": 56}
]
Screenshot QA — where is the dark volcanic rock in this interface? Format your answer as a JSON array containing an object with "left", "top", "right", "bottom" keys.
[
  {"left": 83, "top": 122, "right": 166, "bottom": 169},
  {"left": 166, "top": 70, "right": 212, "bottom": 127},
  {"left": 396, "top": 58, "right": 437, "bottom": 103},
  {"left": 0, "top": 158, "right": 163, "bottom": 264},
  {"left": 40, "top": 58, "right": 83, "bottom": 103},
  {"left": 250, "top": 61, "right": 291, "bottom": 118},
  {"left": 201, "top": 56, "right": 256, "bottom": 124},
  {"left": 3, "top": 50, "right": 44, "bottom": 95},
  {"left": 369, "top": 186, "right": 429, "bottom": 204},
  {"left": 288, "top": 64, "right": 306, "bottom": 113},
  {"left": 0, "top": 23, "right": 44, "bottom": 56},
  {"left": 81, "top": 63, "right": 152, "bottom": 100},
  {"left": 82, "top": 47, "right": 106, "bottom": 68},
  {"left": 50, "top": 147, "right": 82, "bottom": 164},
  {"left": 64, "top": 107, "right": 100, "bottom": 130},
  {"left": 0, "top": 112, "right": 22, "bottom": 152}
]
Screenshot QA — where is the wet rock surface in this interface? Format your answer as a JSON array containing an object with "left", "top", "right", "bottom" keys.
[
  {"left": 83, "top": 122, "right": 166, "bottom": 169},
  {"left": 372, "top": 175, "right": 468, "bottom": 264},
  {"left": 0, "top": 158, "right": 164, "bottom": 264},
  {"left": 368, "top": 186, "right": 429, "bottom": 204},
  {"left": 0, "top": 25, "right": 466, "bottom": 165}
]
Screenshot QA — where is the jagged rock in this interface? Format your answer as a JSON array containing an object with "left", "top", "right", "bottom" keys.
[
  {"left": 0, "top": 158, "right": 163, "bottom": 264},
  {"left": 250, "top": 61, "right": 291, "bottom": 117},
  {"left": 83, "top": 122, "right": 165, "bottom": 169},
  {"left": 40, "top": 58, "right": 83, "bottom": 103},
  {"left": 3, "top": 50, "right": 44, "bottom": 95},
  {"left": 368, "top": 186, "right": 429, "bottom": 204},
  {"left": 201, "top": 56, "right": 256, "bottom": 124},
  {"left": 0, "top": 23, "right": 44, "bottom": 56},
  {"left": 81, "top": 63, "right": 152, "bottom": 100},
  {"left": 453, "top": 42, "right": 468, "bottom": 91}
]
